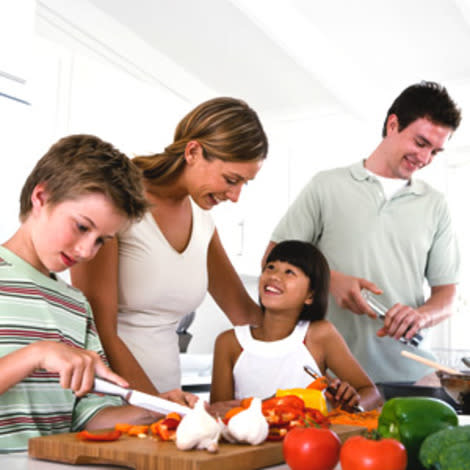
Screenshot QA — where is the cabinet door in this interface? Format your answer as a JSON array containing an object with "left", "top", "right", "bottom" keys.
[
  {"left": 0, "top": 0, "right": 35, "bottom": 102},
  {"left": 68, "top": 54, "right": 189, "bottom": 155},
  {"left": 213, "top": 119, "right": 290, "bottom": 275}
]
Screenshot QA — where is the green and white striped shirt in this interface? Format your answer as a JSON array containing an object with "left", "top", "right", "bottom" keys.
[{"left": 0, "top": 246, "right": 122, "bottom": 453}]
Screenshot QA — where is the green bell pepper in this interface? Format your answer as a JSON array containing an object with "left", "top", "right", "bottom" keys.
[{"left": 378, "top": 397, "right": 458, "bottom": 470}]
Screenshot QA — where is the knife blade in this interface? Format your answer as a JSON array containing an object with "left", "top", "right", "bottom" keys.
[{"left": 92, "top": 377, "right": 190, "bottom": 416}]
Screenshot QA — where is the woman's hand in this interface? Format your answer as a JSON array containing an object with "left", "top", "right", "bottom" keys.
[
  {"left": 34, "top": 341, "right": 128, "bottom": 397},
  {"left": 206, "top": 399, "right": 243, "bottom": 418},
  {"left": 160, "top": 388, "right": 199, "bottom": 408}
]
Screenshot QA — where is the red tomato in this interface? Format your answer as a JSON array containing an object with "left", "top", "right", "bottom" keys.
[
  {"left": 340, "top": 435, "right": 407, "bottom": 470},
  {"left": 283, "top": 427, "right": 341, "bottom": 470}
]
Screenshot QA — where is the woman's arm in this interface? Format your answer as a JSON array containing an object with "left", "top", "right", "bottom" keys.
[
  {"left": 207, "top": 230, "right": 262, "bottom": 326},
  {"left": 311, "top": 322, "right": 382, "bottom": 410},
  {"left": 209, "top": 330, "right": 239, "bottom": 403},
  {"left": 71, "top": 239, "right": 159, "bottom": 395}
]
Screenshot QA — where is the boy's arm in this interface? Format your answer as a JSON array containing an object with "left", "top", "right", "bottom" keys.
[
  {"left": 209, "top": 330, "right": 239, "bottom": 403},
  {"left": 0, "top": 341, "right": 127, "bottom": 396},
  {"left": 84, "top": 404, "right": 160, "bottom": 430},
  {"left": 71, "top": 239, "right": 159, "bottom": 395}
]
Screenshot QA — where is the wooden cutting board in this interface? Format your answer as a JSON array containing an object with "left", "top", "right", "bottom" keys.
[{"left": 28, "top": 424, "right": 364, "bottom": 470}]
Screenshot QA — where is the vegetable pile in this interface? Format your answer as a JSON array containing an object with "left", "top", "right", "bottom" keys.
[
  {"left": 77, "top": 392, "right": 469, "bottom": 470},
  {"left": 378, "top": 397, "right": 459, "bottom": 470}
]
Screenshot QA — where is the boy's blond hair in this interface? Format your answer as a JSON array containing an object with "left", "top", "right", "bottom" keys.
[{"left": 20, "top": 134, "right": 148, "bottom": 222}]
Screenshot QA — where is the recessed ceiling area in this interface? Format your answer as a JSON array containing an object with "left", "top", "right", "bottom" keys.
[{"left": 86, "top": 0, "right": 470, "bottom": 140}]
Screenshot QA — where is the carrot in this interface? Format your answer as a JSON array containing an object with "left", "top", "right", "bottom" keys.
[
  {"left": 127, "top": 425, "right": 150, "bottom": 436},
  {"left": 327, "top": 408, "right": 380, "bottom": 431}
]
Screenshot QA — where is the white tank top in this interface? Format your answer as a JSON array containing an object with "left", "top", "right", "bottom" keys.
[
  {"left": 233, "top": 321, "right": 322, "bottom": 399},
  {"left": 116, "top": 199, "right": 215, "bottom": 392}
]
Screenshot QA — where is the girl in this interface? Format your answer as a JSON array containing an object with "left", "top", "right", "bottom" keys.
[{"left": 210, "top": 240, "right": 382, "bottom": 411}]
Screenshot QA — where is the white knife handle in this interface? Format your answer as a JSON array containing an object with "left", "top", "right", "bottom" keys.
[{"left": 93, "top": 377, "right": 131, "bottom": 401}]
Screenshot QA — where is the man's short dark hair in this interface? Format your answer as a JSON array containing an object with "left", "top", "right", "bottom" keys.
[{"left": 382, "top": 81, "right": 462, "bottom": 137}]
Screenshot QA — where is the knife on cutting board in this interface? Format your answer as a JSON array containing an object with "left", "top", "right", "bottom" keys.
[{"left": 93, "top": 377, "right": 190, "bottom": 416}]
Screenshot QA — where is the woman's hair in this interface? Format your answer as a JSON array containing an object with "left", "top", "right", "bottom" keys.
[
  {"left": 20, "top": 134, "right": 148, "bottom": 222},
  {"left": 132, "top": 97, "right": 268, "bottom": 184},
  {"left": 264, "top": 240, "right": 330, "bottom": 322}
]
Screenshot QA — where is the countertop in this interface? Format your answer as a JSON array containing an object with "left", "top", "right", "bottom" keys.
[{"left": 5, "top": 415, "right": 470, "bottom": 470}]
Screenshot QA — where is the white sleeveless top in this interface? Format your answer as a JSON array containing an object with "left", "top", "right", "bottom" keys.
[
  {"left": 116, "top": 199, "right": 215, "bottom": 392},
  {"left": 233, "top": 321, "right": 322, "bottom": 399}
]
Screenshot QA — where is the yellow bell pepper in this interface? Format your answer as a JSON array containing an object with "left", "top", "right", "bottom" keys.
[{"left": 276, "top": 388, "right": 328, "bottom": 416}]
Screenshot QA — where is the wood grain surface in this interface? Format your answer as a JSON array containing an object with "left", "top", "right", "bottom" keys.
[{"left": 28, "top": 424, "right": 364, "bottom": 470}]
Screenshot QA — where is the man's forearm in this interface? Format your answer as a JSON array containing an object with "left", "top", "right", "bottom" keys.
[{"left": 417, "top": 284, "right": 457, "bottom": 328}]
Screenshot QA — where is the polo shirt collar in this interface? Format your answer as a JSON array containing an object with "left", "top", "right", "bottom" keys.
[{"left": 349, "top": 160, "right": 426, "bottom": 195}]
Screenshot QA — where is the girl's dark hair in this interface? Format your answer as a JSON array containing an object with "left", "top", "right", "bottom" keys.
[{"left": 264, "top": 240, "right": 330, "bottom": 322}]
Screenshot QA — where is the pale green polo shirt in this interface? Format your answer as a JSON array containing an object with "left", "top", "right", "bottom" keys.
[{"left": 272, "top": 161, "right": 460, "bottom": 382}]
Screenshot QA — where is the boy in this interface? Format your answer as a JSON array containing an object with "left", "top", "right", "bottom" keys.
[{"left": 0, "top": 134, "right": 189, "bottom": 452}]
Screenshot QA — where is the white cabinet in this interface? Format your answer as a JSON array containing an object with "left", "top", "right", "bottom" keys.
[
  {"left": 67, "top": 53, "right": 188, "bottom": 156},
  {"left": 0, "top": 0, "right": 35, "bottom": 103},
  {"left": 212, "top": 118, "right": 290, "bottom": 275}
]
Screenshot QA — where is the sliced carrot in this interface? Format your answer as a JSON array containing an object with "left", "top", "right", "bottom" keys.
[
  {"left": 115, "top": 423, "right": 132, "bottom": 433},
  {"left": 127, "top": 425, "right": 150, "bottom": 436}
]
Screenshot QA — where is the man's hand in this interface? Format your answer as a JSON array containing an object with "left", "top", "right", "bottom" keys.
[
  {"left": 35, "top": 341, "right": 128, "bottom": 397},
  {"left": 376, "top": 303, "right": 429, "bottom": 341},
  {"left": 330, "top": 270, "right": 382, "bottom": 318}
]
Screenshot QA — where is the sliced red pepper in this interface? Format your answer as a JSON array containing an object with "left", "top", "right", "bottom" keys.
[
  {"left": 304, "top": 407, "right": 330, "bottom": 428},
  {"left": 262, "top": 395, "right": 305, "bottom": 412},
  {"left": 263, "top": 403, "right": 305, "bottom": 426},
  {"left": 150, "top": 417, "right": 180, "bottom": 441},
  {"left": 76, "top": 429, "right": 121, "bottom": 441}
]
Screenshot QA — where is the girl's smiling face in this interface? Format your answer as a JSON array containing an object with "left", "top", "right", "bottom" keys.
[
  {"left": 259, "top": 259, "right": 313, "bottom": 313},
  {"left": 28, "top": 186, "right": 127, "bottom": 275}
]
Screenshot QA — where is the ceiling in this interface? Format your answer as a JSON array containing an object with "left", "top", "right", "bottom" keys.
[{"left": 83, "top": 0, "right": 470, "bottom": 132}]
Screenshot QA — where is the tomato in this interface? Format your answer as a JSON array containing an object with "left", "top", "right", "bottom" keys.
[
  {"left": 76, "top": 429, "right": 121, "bottom": 441},
  {"left": 340, "top": 435, "right": 407, "bottom": 470},
  {"left": 283, "top": 427, "right": 340, "bottom": 470}
]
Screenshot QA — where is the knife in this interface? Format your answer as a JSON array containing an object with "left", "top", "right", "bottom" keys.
[{"left": 93, "top": 377, "right": 190, "bottom": 416}]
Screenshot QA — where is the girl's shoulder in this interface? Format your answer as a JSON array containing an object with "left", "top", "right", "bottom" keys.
[
  {"left": 306, "top": 319, "right": 340, "bottom": 342},
  {"left": 214, "top": 328, "right": 243, "bottom": 354}
]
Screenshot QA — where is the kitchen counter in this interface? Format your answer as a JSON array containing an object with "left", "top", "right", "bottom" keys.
[
  {"left": 5, "top": 415, "right": 470, "bottom": 470},
  {"left": 0, "top": 454, "right": 292, "bottom": 470}
]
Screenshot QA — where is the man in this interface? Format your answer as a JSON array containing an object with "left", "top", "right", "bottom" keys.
[{"left": 263, "top": 81, "right": 461, "bottom": 383}]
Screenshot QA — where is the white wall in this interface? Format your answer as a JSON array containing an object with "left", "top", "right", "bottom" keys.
[{"left": 2, "top": 0, "right": 467, "bottom": 357}]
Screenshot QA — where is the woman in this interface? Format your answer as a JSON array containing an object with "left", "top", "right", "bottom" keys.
[{"left": 71, "top": 97, "right": 268, "bottom": 397}]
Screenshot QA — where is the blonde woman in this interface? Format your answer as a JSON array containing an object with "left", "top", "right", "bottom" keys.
[{"left": 71, "top": 97, "right": 268, "bottom": 399}]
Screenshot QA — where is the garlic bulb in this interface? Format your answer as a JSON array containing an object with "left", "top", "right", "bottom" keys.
[
  {"left": 226, "top": 397, "right": 269, "bottom": 445},
  {"left": 175, "top": 398, "right": 221, "bottom": 452}
]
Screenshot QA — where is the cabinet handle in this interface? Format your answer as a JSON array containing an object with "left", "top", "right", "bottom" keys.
[{"left": 236, "top": 220, "right": 244, "bottom": 256}]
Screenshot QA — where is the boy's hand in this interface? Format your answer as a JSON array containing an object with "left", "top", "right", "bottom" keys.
[
  {"left": 34, "top": 341, "right": 128, "bottom": 397},
  {"left": 325, "top": 378, "right": 361, "bottom": 411}
]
